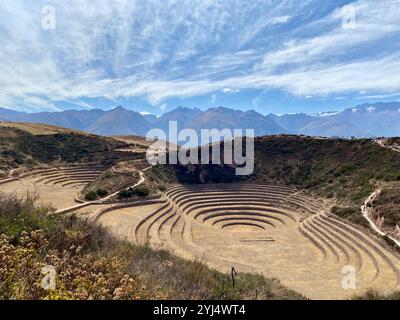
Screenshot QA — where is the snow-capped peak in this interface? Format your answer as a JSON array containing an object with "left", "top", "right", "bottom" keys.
[{"left": 306, "top": 111, "right": 340, "bottom": 117}]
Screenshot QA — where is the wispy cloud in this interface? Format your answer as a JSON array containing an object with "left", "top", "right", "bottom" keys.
[
  {"left": 222, "top": 88, "right": 239, "bottom": 94},
  {"left": 0, "top": 0, "right": 399, "bottom": 111},
  {"left": 271, "top": 15, "right": 291, "bottom": 25},
  {"left": 356, "top": 92, "right": 400, "bottom": 100}
]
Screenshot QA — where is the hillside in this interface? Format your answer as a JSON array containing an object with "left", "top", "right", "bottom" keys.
[
  {"left": 86, "top": 107, "right": 150, "bottom": 136},
  {"left": 186, "top": 107, "right": 285, "bottom": 136},
  {"left": 152, "top": 136, "right": 400, "bottom": 197},
  {"left": 0, "top": 121, "right": 88, "bottom": 135},
  {"left": 0, "top": 122, "right": 135, "bottom": 171},
  {"left": 111, "top": 135, "right": 152, "bottom": 148}
]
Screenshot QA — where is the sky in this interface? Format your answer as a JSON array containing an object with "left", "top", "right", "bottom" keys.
[{"left": 0, "top": 0, "right": 399, "bottom": 115}]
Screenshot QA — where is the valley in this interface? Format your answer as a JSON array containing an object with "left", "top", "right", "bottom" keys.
[{"left": 1, "top": 122, "right": 400, "bottom": 300}]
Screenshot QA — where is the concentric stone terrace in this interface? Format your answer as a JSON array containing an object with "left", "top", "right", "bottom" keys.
[
  {"left": 0, "top": 166, "right": 107, "bottom": 209},
  {"left": 96, "top": 183, "right": 400, "bottom": 299},
  {"left": 19, "top": 166, "right": 105, "bottom": 187}
]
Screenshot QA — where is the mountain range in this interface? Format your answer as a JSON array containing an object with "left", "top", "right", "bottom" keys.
[{"left": 1, "top": 102, "right": 400, "bottom": 138}]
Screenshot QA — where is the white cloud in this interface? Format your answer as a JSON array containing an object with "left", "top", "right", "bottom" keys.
[
  {"left": 271, "top": 15, "right": 291, "bottom": 25},
  {"left": 357, "top": 92, "right": 400, "bottom": 99},
  {"left": 262, "top": 1, "right": 400, "bottom": 70},
  {"left": 0, "top": 0, "right": 399, "bottom": 111},
  {"left": 140, "top": 111, "right": 151, "bottom": 115},
  {"left": 252, "top": 97, "right": 260, "bottom": 108},
  {"left": 222, "top": 88, "right": 239, "bottom": 94}
]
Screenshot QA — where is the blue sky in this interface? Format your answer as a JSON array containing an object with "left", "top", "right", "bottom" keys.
[{"left": 0, "top": 0, "right": 399, "bottom": 115}]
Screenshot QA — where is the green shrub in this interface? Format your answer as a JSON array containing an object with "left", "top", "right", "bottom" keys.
[
  {"left": 85, "top": 191, "right": 98, "bottom": 201},
  {"left": 157, "top": 185, "right": 167, "bottom": 192},
  {"left": 135, "top": 185, "right": 150, "bottom": 197},
  {"left": 118, "top": 189, "right": 132, "bottom": 199},
  {"left": 96, "top": 189, "right": 108, "bottom": 197},
  {"left": 118, "top": 185, "right": 150, "bottom": 199}
]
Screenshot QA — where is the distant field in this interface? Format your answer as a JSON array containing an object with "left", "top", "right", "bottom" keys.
[
  {"left": 0, "top": 121, "right": 88, "bottom": 136},
  {"left": 112, "top": 135, "right": 151, "bottom": 147},
  {"left": 112, "top": 134, "right": 179, "bottom": 152}
]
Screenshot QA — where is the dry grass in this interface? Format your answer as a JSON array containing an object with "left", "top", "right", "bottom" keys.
[
  {"left": 352, "top": 289, "right": 400, "bottom": 300},
  {"left": 0, "top": 122, "right": 87, "bottom": 136},
  {"left": 111, "top": 135, "right": 151, "bottom": 148}
]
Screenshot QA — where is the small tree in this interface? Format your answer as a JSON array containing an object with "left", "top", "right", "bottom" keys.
[{"left": 85, "top": 191, "right": 97, "bottom": 201}]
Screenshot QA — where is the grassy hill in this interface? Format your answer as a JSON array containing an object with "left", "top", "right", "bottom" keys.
[
  {"left": 152, "top": 136, "right": 400, "bottom": 199},
  {"left": 371, "top": 183, "right": 400, "bottom": 230},
  {"left": 0, "top": 122, "right": 139, "bottom": 171},
  {"left": 0, "top": 121, "right": 89, "bottom": 135}
]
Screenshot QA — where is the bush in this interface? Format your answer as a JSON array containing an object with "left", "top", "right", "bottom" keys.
[
  {"left": 84, "top": 191, "right": 98, "bottom": 201},
  {"left": 157, "top": 185, "right": 167, "bottom": 192},
  {"left": 118, "top": 185, "right": 150, "bottom": 199},
  {"left": 118, "top": 189, "right": 132, "bottom": 199},
  {"left": 96, "top": 189, "right": 108, "bottom": 197},
  {"left": 135, "top": 185, "right": 150, "bottom": 197}
]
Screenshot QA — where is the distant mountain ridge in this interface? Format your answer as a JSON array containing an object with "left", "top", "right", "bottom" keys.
[{"left": 1, "top": 102, "right": 400, "bottom": 138}]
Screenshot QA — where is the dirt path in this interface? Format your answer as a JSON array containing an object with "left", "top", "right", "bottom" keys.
[
  {"left": 375, "top": 139, "right": 400, "bottom": 153},
  {"left": 361, "top": 188, "right": 400, "bottom": 248},
  {"left": 0, "top": 169, "right": 18, "bottom": 185},
  {"left": 101, "top": 170, "right": 147, "bottom": 202}
]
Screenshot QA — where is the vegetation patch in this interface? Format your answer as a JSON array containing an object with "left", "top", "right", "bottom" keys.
[
  {"left": 118, "top": 185, "right": 150, "bottom": 199},
  {"left": 0, "top": 126, "right": 139, "bottom": 171},
  {"left": 330, "top": 206, "right": 369, "bottom": 228},
  {"left": 84, "top": 189, "right": 109, "bottom": 201},
  {"left": 372, "top": 184, "right": 400, "bottom": 229},
  {"left": 83, "top": 169, "right": 140, "bottom": 200},
  {"left": 353, "top": 289, "right": 400, "bottom": 300}
]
